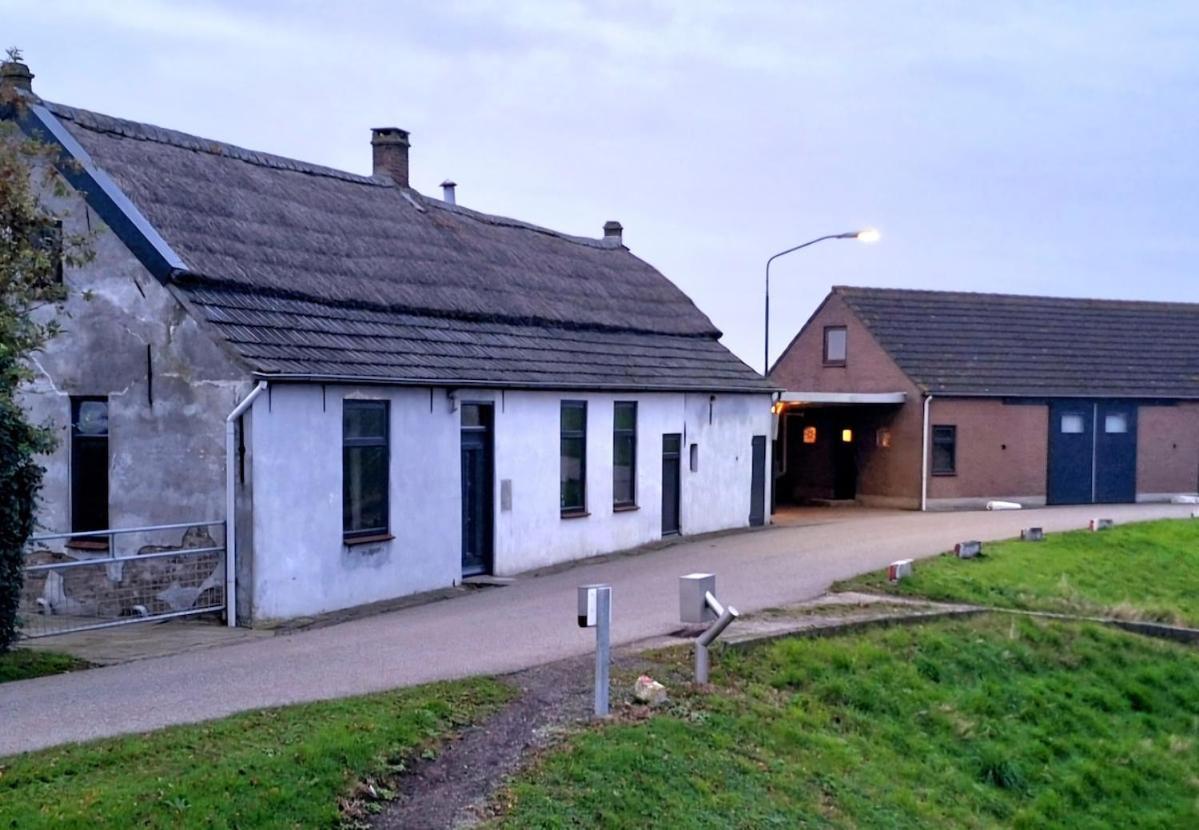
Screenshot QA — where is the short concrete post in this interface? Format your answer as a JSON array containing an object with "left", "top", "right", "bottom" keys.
[
  {"left": 1089, "top": 518, "right": 1114, "bottom": 531},
  {"left": 1021, "top": 527, "right": 1045, "bottom": 541},
  {"left": 888, "top": 559, "right": 913, "bottom": 582},
  {"left": 955, "top": 540, "right": 982, "bottom": 559}
]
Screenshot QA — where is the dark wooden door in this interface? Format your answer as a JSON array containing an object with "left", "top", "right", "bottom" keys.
[
  {"left": 749, "top": 435, "right": 766, "bottom": 526},
  {"left": 661, "top": 433, "right": 681, "bottom": 536},
  {"left": 70, "top": 397, "right": 109, "bottom": 535},
  {"left": 1095, "top": 402, "right": 1137, "bottom": 504},
  {"left": 1048, "top": 401, "right": 1095, "bottom": 505},
  {"left": 460, "top": 404, "right": 494, "bottom": 576}
]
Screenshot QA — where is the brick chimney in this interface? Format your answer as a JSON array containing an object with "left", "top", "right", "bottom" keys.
[
  {"left": 371, "top": 127, "right": 410, "bottom": 187},
  {"left": 603, "top": 220, "right": 623, "bottom": 247},
  {"left": 0, "top": 56, "right": 34, "bottom": 94}
]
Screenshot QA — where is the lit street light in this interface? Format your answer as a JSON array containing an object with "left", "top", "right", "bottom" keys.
[{"left": 763, "top": 229, "right": 879, "bottom": 375}]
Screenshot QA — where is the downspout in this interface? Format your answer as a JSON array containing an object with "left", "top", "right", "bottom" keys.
[
  {"left": 920, "top": 394, "right": 933, "bottom": 512},
  {"left": 225, "top": 381, "right": 268, "bottom": 627}
]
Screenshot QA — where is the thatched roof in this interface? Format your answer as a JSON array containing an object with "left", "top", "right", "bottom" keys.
[{"left": 44, "top": 102, "right": 770, "bottom": 392}]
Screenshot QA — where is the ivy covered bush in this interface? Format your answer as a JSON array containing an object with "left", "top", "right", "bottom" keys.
[{"left": 1, "top": 48, "right": 92, "bottom": 650}]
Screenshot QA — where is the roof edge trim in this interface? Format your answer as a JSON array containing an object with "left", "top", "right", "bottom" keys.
[
  {"left": 20, "top": 101, "right": 186, "bottom": 281},
  {"left": 252, "top": 371, "right": 781, "bottom": 394}
]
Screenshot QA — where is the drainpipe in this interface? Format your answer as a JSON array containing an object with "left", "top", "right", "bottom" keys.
[
  {"left": 225, "top": 381, "right": 268, "bottom": 627},
  {"left": 920, "top": 394, "right": 933, "bottom": 512}
]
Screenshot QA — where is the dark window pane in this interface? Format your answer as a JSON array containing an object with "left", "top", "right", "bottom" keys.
[
  {"left": 561, "top": 436, "right": 586, "bottom": 510},
  {"left": 76, "top": 400, "right": 109, "bottom": 435},
  {"left": 343, "top": 446, "right": 388, "bottom": 533},
  {"left": 931, "top": 425, "right": 956, "bottom": 474},
  {"left": 561, "top": 402, "right": 587, "bottom": 434},
  {"left": 461, "top": 404, "right": 483, "bottom": 428},
  {"left": 663, "top": 434, "right": 682, "bottom": 455},
  {"left": 614, "top": 401, "right": 637, "bottom": 431},
  {"left": 344, "top": 401, "right": 388, "bottom": 440}
]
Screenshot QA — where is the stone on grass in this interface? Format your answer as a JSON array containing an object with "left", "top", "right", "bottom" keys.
[
  {"left": 887, "top": 559, "right": 913, "bottom": 582},
  {"left": 633, "top": 675, "right": 668, "bottom": 706}
]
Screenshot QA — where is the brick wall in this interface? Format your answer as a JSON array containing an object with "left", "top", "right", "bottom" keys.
[
  {"left": 927, "top": 399, "right": 1049, "bottom": 504},
  {"left": 1137, "top": 403, "right": 1199, "bottom": 497}
]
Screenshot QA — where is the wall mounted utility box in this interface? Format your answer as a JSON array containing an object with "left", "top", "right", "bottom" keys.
[
  {"left": 955, "top": 540, "right": 982, "bottom": 559},
  {"left": 1021, "top": 527, "right": 1045, "bottom": 541},
  {"left": 1089, "top": 518, "right": 1114, "bottom": 531},
  {"left": 679, "top": 573, "right": 717, "bottom": 623}
]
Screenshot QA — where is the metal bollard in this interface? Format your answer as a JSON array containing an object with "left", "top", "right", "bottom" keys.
[
  {"left": 577, "top": 583, "right": 612, "bottom": 717},
  {"left": 680, "top": 574, "right": 739, "bottom": 684}
]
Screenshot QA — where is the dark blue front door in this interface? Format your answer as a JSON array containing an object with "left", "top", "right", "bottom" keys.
[
  {"left": 1047, "top": 401, "right": 1138, "bottom": 505},
  {"left": 1095, "top": 402, "right": 1137, "bottom": 504},
  {"left": 1048, "top": 402, "right": 1094, "bottom": 505}
]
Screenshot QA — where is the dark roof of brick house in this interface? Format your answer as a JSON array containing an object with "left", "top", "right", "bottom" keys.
[
  {"left": 29, "top": 99, "right": 772, "bottom": 392},
  {"left": 834, "top": 286, "right": 1199, "bottom": 399}
]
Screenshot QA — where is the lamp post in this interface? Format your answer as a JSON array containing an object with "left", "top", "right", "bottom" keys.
[{"left": 764, "top": 228, "right": 879, "bottom": 375}]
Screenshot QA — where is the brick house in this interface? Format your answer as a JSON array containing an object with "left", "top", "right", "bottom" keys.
[{"left": 770, "top": 286, "right": 1199, "bottom": 510}]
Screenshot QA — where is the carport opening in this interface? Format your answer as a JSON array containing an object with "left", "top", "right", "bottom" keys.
[{"left": 772, "top": 394, "right": 904, "bottom": 509}]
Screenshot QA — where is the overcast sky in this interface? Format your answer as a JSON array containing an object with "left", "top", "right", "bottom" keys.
[{"left": 5, "top": 1, "right": 1197, "bottom": 369}]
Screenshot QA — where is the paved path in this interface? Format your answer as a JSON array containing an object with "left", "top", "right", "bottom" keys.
[{"left": 1, "top": 503, "right": 1191, "bottom": 755}]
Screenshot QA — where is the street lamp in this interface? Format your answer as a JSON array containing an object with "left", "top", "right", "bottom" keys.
[{"left": 764, "top": 228, "right": 878, "bottom": 374}]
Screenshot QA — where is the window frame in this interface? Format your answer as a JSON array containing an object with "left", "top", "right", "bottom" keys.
[
  {"left": 69, "top": 396, "right": 109, "bottom": 540},
  {"left": 560, "top": 400, "right": 588, "bottom": 516},
  {"left": 931, "top": 424, "right": 957, "bottom": 476},
  {"left": 822, "top": 325, "right": 848, "bottom": 366},
  {"left": 342, "top": 399, "right": 391, "bottom": 541},
  {"left": 612, "top": 401, "right": 637, "bottom": 510}
]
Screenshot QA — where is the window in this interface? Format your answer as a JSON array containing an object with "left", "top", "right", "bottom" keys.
[
  {"left": 561, "top": 401, "right": 587, "bottom": 514},
  {"left": 612, "top": 401, "right": 636, "bottom": 508},
  {"left": 70, "top": 397, "right": 109, "bottom": 537},
  {"left": 803, "top": 426, "right": 817, "bottom": 444},
  {"left": 1061, "top": 414, "right": 1085, "bottom": 434},
  {"left": 823, "top": 326, "right": 847, "bottom": 365},
  {"left": 931, "top": 425, "right": 956, "bottom": 475},
  {"left": 1104, "top": 413, "right": 1128, "bottom": 434},
  {"left": 841, "top": 428, "right": 854, "bottom": 443},
  {"left": 343, "top": 400, "right": 389, "bottom": 539}
]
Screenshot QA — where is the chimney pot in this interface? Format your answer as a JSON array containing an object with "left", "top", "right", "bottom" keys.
[
  {"left": 371, "top": 127, "right": 410, "bottom": 187},
  {"left": 0, "top": 58, "right": 34, "bottom": 94},
  {"left": 602, "top": 220, "right": 623, "bottom": 247},
  {"left": 440, "top": 179, "right": 457, "bottom": 205}
]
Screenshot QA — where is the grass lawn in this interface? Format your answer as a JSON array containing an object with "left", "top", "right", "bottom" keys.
[
  {"left": 489, "top": 615, "right": 1199, "bottom": 828},
  {"left": 0, "top": 677, "right": 511, "bottom": 829},
  {"left": 0, "top": 648, "right": 90, "bottom": 683},
  {"left": 838, "top": 518, "right": 1199, "bottom": 626}
]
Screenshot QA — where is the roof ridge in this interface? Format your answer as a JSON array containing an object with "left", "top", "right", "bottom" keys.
[
  {"left": 834, "top": 284, "right": 1199, "bottom": 311},
  {"left": 48, "top": 100, "right": 625, "bottom": 252},
  {"left": 46, "top": 100, "right": 388, "bottom": 187}
]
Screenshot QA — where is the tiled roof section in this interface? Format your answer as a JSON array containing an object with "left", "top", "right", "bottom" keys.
[
  {"left": 836, "top": 286, "right": 1199, "bottom": 398},
  {"left": 181, "top": 283, "right": 769, "bottom": 390},
  {"left": 43, "top": 101, "right": 771, "bottom": 392}
]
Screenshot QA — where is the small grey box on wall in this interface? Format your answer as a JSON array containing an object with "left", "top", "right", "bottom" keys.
[
  {"left": 500, "top": 479, "right": 512, "bottom": 511},
  {"left": 679, "top": 573, "right": 717, "bottom": 624}
]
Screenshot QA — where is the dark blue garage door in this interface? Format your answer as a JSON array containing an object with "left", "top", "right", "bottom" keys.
[{"left": 1047, "top": 401, "right": 1137, "bottom": 505}]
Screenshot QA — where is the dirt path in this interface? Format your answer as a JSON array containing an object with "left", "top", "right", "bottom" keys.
[{"left": 371, "top": 652, "right": 625, "bottom": 829}]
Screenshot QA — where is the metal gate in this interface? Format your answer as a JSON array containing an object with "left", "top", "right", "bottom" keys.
[{"left": 19, "top": 520, "right": 227, "bottom": 638}]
